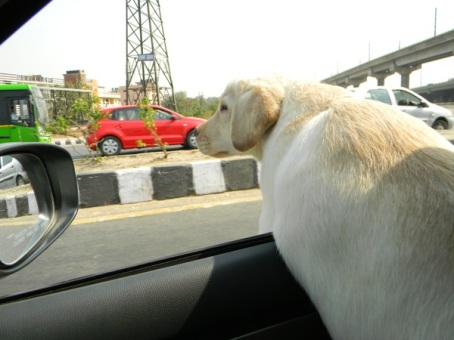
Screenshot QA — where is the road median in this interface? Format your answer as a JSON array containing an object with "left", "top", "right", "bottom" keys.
[
  {"left": 0, "top": 157, "right": 260, "bottom": 218},
  {"left": 77, "top": 157, "right": 260, "bottom": 208}
]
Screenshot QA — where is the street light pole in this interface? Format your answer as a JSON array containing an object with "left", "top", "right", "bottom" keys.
[{"left": 434, "top": 8, "right": 437, "bottom": 36}]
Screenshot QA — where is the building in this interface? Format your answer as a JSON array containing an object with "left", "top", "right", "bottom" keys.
[
  {"left": 0, "top": 70, "right": 121, "bottom": 108},
  {"left": 119, "top": 82, "right": 157, "bottom": 105},
  {"left": 63, "top": 69, "right": 87, "bottom": 85},
  {"left": 63, "top": 70, "right": 120, "bottom": 106}
]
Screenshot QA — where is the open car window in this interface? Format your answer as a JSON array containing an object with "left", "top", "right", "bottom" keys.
[{"left": 0, "top": 2, "right": 453, "bottom": 339}]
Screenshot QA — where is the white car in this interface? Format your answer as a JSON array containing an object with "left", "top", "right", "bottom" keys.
[
  {"left": 0, "top": 155, "right": 28, "bottom": 189},
  {"left": 349, "top": 86, "right": 454, "bottom": 130}
]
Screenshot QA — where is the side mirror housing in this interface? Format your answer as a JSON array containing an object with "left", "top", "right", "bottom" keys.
[{"left": 0, "top": 143, "right": 78, "bottom": 277}]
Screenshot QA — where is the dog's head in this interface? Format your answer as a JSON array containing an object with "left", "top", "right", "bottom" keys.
[{"left": 196, "top": 76, "right": 285, "bottom": 158}]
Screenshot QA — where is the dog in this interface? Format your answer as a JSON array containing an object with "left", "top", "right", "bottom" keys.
[{"left": 195, "top": 76, "right": 454, "bottom": 339}]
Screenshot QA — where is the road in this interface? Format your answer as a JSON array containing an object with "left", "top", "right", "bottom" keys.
[{"left": 0, "top": 189, "right": 263, "bottom": 298}]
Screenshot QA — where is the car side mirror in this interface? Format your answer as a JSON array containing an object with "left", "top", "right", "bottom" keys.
[
  {"left": 0, "top": 143, "right": 78, "bottom": 277},
  {"left": 171, "top": 113, "right": 177, "bottom": 120}
]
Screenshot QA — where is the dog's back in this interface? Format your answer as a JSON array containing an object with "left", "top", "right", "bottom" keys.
[{"left": 268, "top": 84, "right": 454, "bottom": 339}]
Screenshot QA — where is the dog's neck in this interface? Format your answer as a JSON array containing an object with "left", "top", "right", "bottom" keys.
[{"left": 245, "top": 134, "right": 270, "bottom": 160}]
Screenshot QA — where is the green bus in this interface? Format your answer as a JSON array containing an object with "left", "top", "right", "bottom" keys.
[{"left": 0, "top": 83, "right": 51, "bottom": 143}]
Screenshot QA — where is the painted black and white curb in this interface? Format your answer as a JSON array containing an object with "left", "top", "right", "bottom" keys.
[
  {"left": 52, "top": 138, "right": 83, "bottom": 146},
  {"left": 77, "top": 158, "right": 260, "bottom": 208},
  {"left": 0, "top": 192, "right": 38, "bottom": 218},
  {"left": 0, "top": 158, "right": 261, "bottom": 218}
]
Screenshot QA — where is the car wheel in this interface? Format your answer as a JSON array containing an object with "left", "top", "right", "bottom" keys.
[
  {"left": 16, "top": 176, "right": 25, "bottom": 186},
  {"left": 99, "top": 136, "right": 122, "bottom": 156},
  {"left": 432, "top": 120, "right": 448, "bottom": 130},
  {"left": 185, "top": 129, "right": 198, "bottom": 149}
]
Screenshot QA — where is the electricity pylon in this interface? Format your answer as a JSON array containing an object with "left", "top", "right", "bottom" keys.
[{"left": 125, "top": 0, "right": 176, "bottom": 109}]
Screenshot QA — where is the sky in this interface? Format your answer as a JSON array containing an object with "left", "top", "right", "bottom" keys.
[{"left": 1, "top": 0, "right": 453, "bottom": 97}]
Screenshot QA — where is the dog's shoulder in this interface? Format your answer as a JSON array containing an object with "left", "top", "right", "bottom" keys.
[{"left": 278, "top": 82, "right": 351, "bottom": 130}]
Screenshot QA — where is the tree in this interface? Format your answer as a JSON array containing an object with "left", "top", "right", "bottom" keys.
[
  {"left": 47, "top": 82, "right": 92, "bottom": 124},
  {"left": 46, "top": 95, "right": 103, "bottom": 160},
  {"left": 163, "top": 91, "right": 219, "bottom": 119}
]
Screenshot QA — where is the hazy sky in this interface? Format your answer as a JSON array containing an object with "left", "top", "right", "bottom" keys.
[{"left": 1, "top": 0, "right": 453, "bottom": 97}]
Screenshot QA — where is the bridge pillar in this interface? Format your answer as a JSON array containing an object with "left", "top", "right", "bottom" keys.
[
  {"left": 368, "top": 69, "right": 394, "bottom": 86},
  {"left": 333, "top": 78, "right": 350, "bottom": 88},
  {"left": 400, "top": 71, "right": 411, "bottom": 88},
  {"left": 367, "top": 73, "right": 387, "bottom": 86},
  {"left": 375, "top": 74, "right": 387, "bottom": 86},
  {"left": 349, "top": 76, "right": 367, "bottom": 88},
  {"left": 395, "top": 65, "right": 421, "bottom": 88}
]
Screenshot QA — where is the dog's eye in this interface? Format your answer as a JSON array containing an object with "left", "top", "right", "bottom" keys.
[{"left": 220, "top": 104, "right": 228, "bottom": 112}]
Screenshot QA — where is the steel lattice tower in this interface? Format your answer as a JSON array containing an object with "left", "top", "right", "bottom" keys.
[{"left": 126, "top": 0, "right": 176, "bottom": 109}]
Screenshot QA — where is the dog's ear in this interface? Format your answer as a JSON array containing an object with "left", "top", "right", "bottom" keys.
[{"left": 231, "top": 80, "right": 284, "bottom": 152}]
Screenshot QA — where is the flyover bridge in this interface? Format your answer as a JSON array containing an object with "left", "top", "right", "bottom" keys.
[{"left": 322, "top": 29, "right": 454, "bottom": 89}]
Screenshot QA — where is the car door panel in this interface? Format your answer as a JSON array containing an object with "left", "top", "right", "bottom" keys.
[
  {"left": 115, "top": 108, "right": 155, "bottom": 148},
  {"left": 398, "top": 105, "right": 430, "bottom": 125},
  {"left": 0, "top": 234, "right": 330, "bottom": 339},
  {"left": 155, "top": 119, "right": 184, "bottom": 145},
  {"left": 154, "top": 111, "right": 185, "bottom": 145},
  {"left": 122, "top": 119, "right": 154, "bottom": 148}
]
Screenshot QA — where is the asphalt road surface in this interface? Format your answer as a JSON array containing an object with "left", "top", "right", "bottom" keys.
[{"left": 0, "top": 189, "right": 263, "bottom": 298}]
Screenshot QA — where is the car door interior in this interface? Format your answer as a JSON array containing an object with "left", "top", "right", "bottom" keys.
[{"left": 0, "top": 234, "right": 331, "bottom": 339}]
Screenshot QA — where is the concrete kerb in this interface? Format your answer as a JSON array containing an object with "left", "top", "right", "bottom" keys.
[
  {"left": 52, "top": 137, "right": 83, "bottom": 146},
  {"left": 77, "top": 157, "right": 261, "bottom": 208},
  {"left": 0, "top": 157, "right": 261, "bottom": 218},
  {"left": 49, "top": 135, "right": 261, "bottom": 209}
]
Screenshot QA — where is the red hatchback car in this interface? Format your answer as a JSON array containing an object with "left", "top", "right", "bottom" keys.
[{"left": 86, "top": 105, "right": 206, "bottom": 156}]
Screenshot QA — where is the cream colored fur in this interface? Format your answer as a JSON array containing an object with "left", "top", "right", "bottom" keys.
[{"left": 196, "top": 76, "right": 454, "bottom": 339}]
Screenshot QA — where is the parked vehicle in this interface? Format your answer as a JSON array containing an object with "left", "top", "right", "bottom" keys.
[
  {"left": 349, "top": 86, "right": 454, "bottom": 130},
  {"left": 0, "top": 155, "right": 28, "bottom": 189},
  {"left": 86, "top": 105, "right": 206, "bottom": 156},
  {"left": 0, "top": 84, "right": 52, "bottom": 142}
]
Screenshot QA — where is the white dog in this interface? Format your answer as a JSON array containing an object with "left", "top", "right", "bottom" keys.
[{"left": 196, "top": 76, "right": 454, "bottom": 339}]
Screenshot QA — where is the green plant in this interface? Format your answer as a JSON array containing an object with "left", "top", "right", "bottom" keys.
[
  {"left": 136, "top": 139, "right": 147, "bottom": 148},
  {"left": 137, "top": 98, "right": 168, "bottom": 158},
  {"left": 162, "top": 91, "right": 218, "bottom": 119},
  {"left": 46, "top": 95, "right": 103, "bottom": 161}
]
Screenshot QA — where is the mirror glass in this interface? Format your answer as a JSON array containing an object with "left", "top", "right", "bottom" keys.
[{"left": 0, "top": 155, "right": 51, "bottom": 265}]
